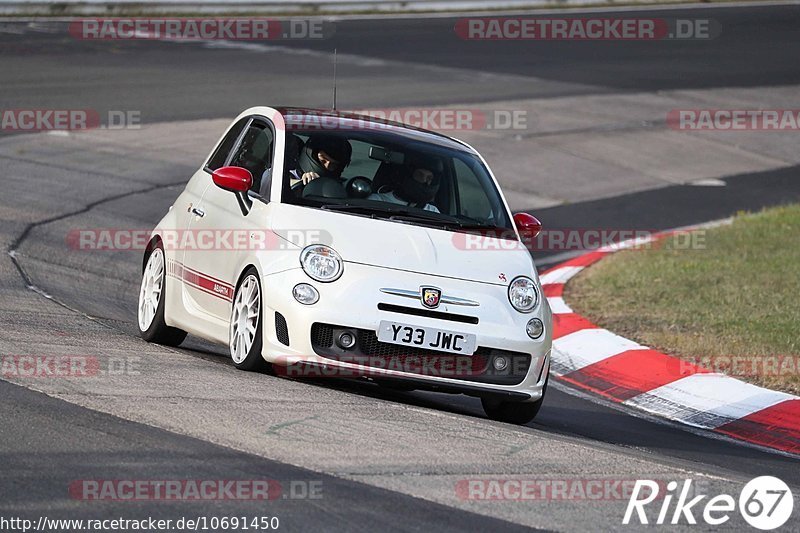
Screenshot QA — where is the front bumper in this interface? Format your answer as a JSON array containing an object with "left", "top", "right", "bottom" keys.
[{"left": 260, "top": 263, "right": 552, "bottom": 401}]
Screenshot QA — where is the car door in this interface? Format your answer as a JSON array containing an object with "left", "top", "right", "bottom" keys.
[{"left": 181, "top": 116, "right": 276, "bottom": 340}]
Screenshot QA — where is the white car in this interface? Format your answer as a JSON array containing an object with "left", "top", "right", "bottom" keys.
[{"left": 137, "top": 107, "right": 552, "bottom": 424}]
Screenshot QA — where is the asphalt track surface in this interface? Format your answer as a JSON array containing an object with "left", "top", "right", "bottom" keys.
[
  {"left": 2, "top": 4, "right": 800, "bottom": 531},
  {"left": 3, "top": 4, "right": 800, "bottom": 121},
  {"left": 0, "top": 380, "right": 536, "bottom": 532}
]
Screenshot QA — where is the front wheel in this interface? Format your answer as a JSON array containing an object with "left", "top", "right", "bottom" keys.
[
  {"left": 137, "top": 243, "right": 187, "bottom": 346},
  {"left": 229, "top": 268, "right": 271, "bottom": 372},
  {"left": 481, "top": 376, "right": 548, "bottom": 425}
]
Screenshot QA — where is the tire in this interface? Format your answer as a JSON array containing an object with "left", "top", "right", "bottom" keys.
[
  {"left": 481, "top": 376, "right": 548, "bottom": 425},
  {"left": 137, "top": 242, "right": 187, "bottom": 346},
  {"left": 229, "top": 268, "right": 271, "bottom": 372}
]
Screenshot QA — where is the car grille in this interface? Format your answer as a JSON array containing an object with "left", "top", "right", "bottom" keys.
[
  {"left": 310, "top": 323, "right": 530, "bottom": 385},
  {"left": 376, "top": 303, "right": 479, "bottom": 324}
]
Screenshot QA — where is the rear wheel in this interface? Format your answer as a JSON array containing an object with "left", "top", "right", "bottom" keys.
[
  {"left": 482, "top": 376, "right": 548, "bottom": 425},
  {"left": 137, "top": 243, "right": 187, "bottom": 346},
  {"left": 229, "top": 268, "right": 271, "bottom": 372}
]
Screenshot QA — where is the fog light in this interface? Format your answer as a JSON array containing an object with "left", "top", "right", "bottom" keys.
[
  {"left": 337, "top": 332, "right": 356, "bottom": 349},
  {"left": 526, "top": 318, "right": 544, "bottom": 339},
  {"left": 293, "top": 283, "right": 319, "bottom": 305},
  {"left": 493, "top": 356, "right": 508, "bottom": 371}
]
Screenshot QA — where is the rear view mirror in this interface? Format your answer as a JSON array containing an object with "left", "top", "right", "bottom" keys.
[{"left": 368, "top": 146, "right": 405, "bottom": 165}]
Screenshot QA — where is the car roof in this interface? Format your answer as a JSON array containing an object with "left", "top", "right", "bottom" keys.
[{"left": 275, "top": 107, "right": 475, "bottom": 153}]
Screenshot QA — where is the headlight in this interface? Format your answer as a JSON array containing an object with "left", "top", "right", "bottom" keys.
[
  {"left": 300, "top": 245, "right": 343, "bottom": 282},
  {"left": 508, "top": 276, "right": 539, "bottom": 313}
]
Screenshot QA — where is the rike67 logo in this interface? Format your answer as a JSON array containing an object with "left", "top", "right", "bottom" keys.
[{"left": 624, "top": 476, "right": 794, "bottom": 530}]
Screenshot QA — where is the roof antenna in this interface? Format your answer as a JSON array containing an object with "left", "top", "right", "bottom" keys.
[{"left": 332, "top": 48, "right": 338, "bottom": 111}]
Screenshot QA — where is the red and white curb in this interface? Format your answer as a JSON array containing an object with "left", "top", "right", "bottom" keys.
[{"left": 540, "top": 228, "right": 800, "bottom": 456}]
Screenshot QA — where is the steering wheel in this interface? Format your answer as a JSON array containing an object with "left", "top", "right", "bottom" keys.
[{"left": 301, "top": 176, "right": 347, "bottom": 199}]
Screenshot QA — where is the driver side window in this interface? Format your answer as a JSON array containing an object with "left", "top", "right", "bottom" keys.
[
  {"left": 228, "top": 119, "right": 275, "bottom": 199},
  {"left": 207, "top": 117, "right": 248, "bottom": 172}
]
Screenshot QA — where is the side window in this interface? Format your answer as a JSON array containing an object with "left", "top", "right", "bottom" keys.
[
  {"left": 229, "top": 120, "right": 275, "bottom": 198},
  {"left": 207, "top": 117, "right": 248, "bottom": 171},
  {"left": 454, "top": 158, "right": 492, "bottom": 220}
]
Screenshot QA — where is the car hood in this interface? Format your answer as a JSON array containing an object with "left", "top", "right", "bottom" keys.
[{"left": 272, "top": 205, "right": 536, "bottom": 285}]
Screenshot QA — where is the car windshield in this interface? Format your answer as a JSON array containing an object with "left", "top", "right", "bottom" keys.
[{"left": 281, "top": 123, "right": 514, "bottom": 232}]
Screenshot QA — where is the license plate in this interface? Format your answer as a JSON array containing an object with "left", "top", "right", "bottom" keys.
[{"left": 377, "top": 321, "right": 477, "bottom": 355}]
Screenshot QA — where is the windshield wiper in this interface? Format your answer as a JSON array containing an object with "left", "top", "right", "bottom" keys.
[
  {"left": 390, "top": 210, "right": 459, "bottom": 222},
  {"left": 387, "top": 215, "right": 505, "bottom": 233},
  {"left": 447, "top": 223, "right": 506, "bottom": 231},
  {"left": 321, "top": 203, "right": 458, "bottom": 222},
  {"left": 386, "top": 214, "right": 451, "bottom": 228},
  {"left": 320, "top": 204, "right": 368, "bottom": 211},
  {"left": 319, "top": 204, "right": 380, "bottom": 218},
  {"left": 320, "top": 203, "right": 503, "bottom": 231}
]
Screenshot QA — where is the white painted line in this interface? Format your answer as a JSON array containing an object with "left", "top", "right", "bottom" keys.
[
  {"left": 691, "top": 178, "right": 727, "bottom": 187},
  {"left": 624, "top": 373, "right": 797, "bottom": 429},
  {"left": 599, "top": 235, "right": 655, "bottom": 252},
  {"left": 553, "top": 328, "right": 647, "bottom": 373},
  {"left": 539, "top": 265, "right": 583, "bottom": 286},
  {"left": 546, "top": 296, "right": 572, "bottom": 314},
  {"left": 673, "top": 217, "right": 734, "bottom": 232}
]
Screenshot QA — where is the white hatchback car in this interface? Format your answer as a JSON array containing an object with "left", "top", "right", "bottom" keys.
[{"left": 138, "top": 107, "right": 552, "bottom": 423}]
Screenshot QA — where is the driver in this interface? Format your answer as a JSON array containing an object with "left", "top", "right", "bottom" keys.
[
  {"left": 368, "top": 155, "right": 441, "bottom": 213},
  {"left": 289, "top": 135, "right": 352, "bottom": 187}
]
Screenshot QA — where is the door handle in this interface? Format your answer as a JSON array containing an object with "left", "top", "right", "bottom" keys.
[{"left": 191, "top": 207, "right": 205, "bottom": 218}]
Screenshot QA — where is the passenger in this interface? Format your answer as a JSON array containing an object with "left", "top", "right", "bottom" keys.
[{"left": 369, "top": 157, "right": 441, "bottom": 213}]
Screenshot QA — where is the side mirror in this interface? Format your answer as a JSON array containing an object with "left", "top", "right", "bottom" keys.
[
  {"left": 212, "top": 166, "right": 252, "bottom": 193},
  {"left": 513, "top": 212, "right": 542, "bottom": 239}
]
